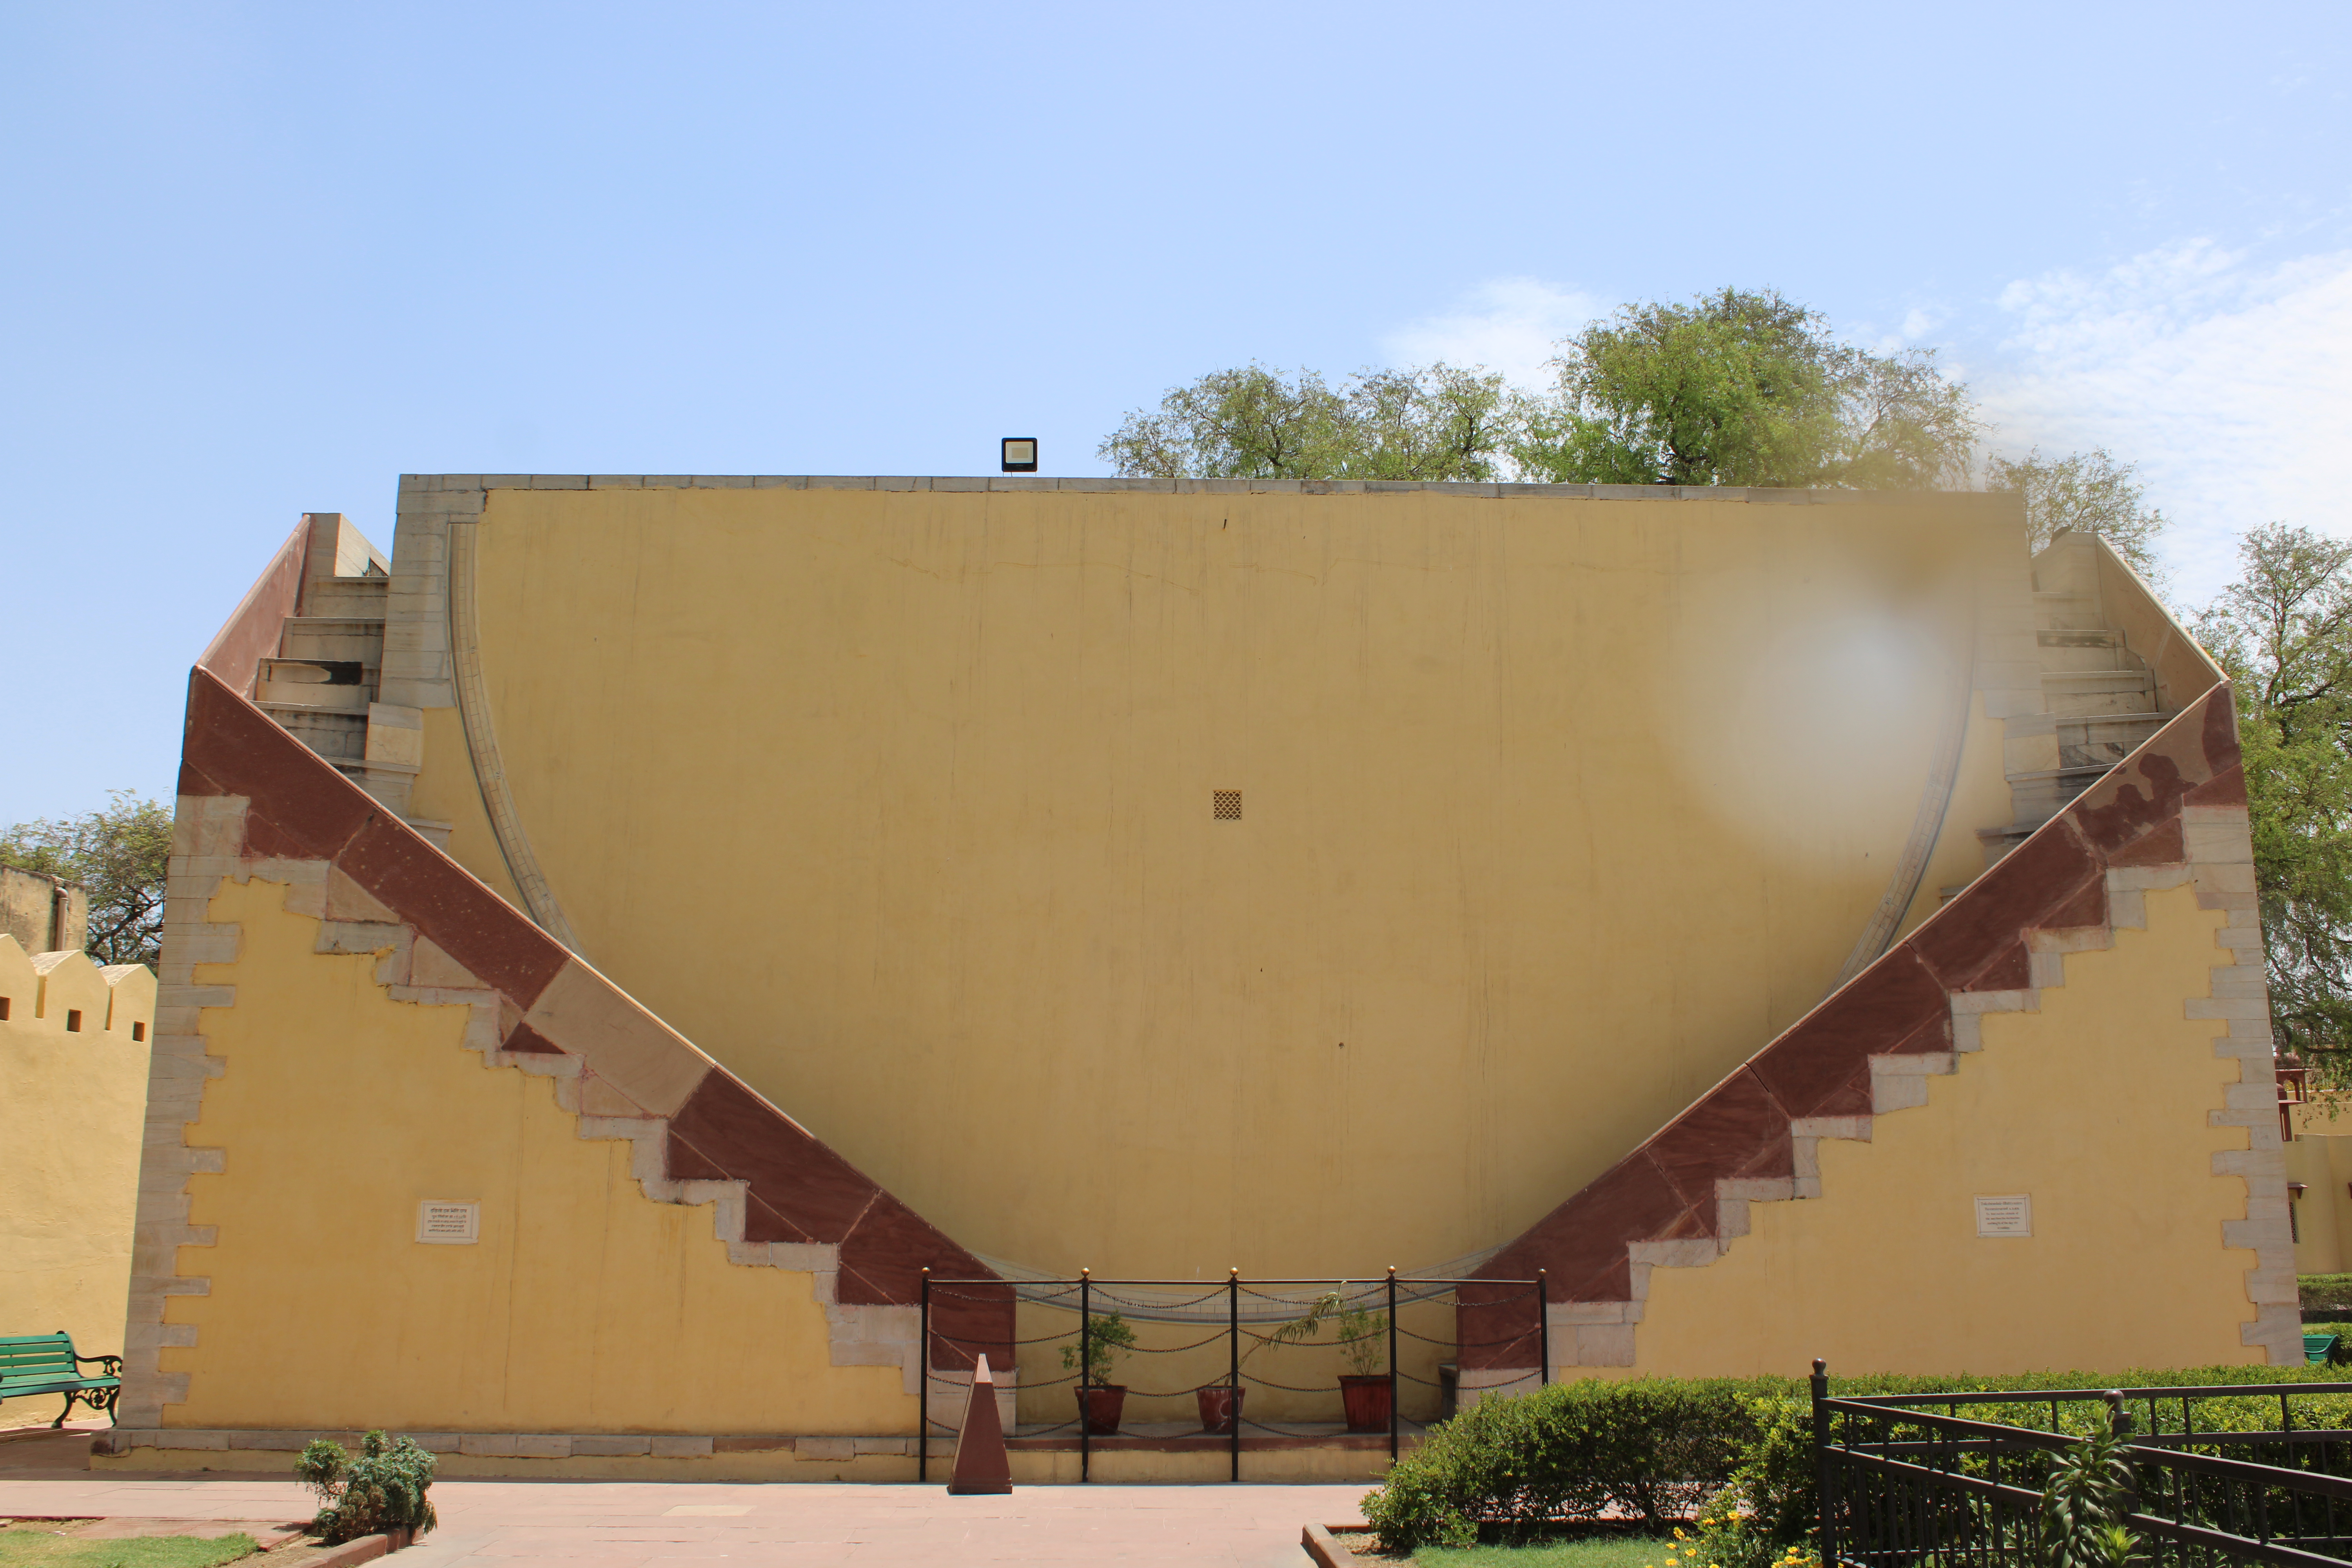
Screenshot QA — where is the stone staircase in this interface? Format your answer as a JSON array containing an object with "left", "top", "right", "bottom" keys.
[
  {"left": 251, "top": 514, "right": 451, "bottom": 849},
  {"left": 1978, "top": 530, "right": 2176, "bottom": 868}
]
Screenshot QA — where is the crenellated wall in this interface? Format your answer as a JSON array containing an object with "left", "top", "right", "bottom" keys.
[{"left": 0, "top": 935, "right": 152, "bottom": 1425}]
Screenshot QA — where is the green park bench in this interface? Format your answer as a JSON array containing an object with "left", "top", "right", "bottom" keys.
[
  {"left": 0, "top": 1332, "right": 121, "bottom": 1427},
  {"left": 2306, "top": 1331, "right": 2345, "bottom": 1367}
]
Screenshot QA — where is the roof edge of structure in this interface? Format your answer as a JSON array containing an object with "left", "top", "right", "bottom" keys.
[{"left": 395, "top": 473, "right": 2025, "bottom": 507}]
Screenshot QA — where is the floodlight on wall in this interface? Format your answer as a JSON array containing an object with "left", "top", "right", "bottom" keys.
[{"left": 1001, "top": 437, "right": 1038, "bottom": 474}]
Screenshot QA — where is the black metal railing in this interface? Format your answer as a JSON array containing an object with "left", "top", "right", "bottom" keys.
[
  {"left": 918, "top": 1270, "right": 1548, "bottom": 1482},
  {"left": 1813, "top": 1360, "right": 2352, "bottom": 1568}
]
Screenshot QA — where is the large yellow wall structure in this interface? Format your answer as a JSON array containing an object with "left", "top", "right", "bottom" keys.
[
  {"left": 109, "top": 478, "right": 2287, "bottom": 1476},
  {"left": 0, "top": 935, "right": 152, "bottom": 1425},
  {"left": 406, "top": 485, "right": 2025, "bottom": 1280}
]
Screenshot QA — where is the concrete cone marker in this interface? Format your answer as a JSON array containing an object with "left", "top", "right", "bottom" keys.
[{"left": 947, "top": 1353, "right": 1013, "bottom": 1495}]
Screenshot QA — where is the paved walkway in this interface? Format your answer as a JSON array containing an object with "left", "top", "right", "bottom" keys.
[{"left": 0, "top": 1432, "right": 1371, "bottom": 1565}]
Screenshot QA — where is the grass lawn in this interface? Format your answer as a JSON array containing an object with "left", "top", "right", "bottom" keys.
[
  {"left": 1406, "top": 1533, "right": 1690, "bottom": 1567},
  {"left": 0, "top": 1523, "right": 258, "bottom": 1567}
]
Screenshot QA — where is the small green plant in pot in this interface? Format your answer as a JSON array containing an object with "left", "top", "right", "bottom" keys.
[
  {"left": 1223, "top": 1286, "right": 1392, "bottom": 1434},
  {"left": 1200, "top": 1289, "right": 1341, "bottom": 1435},
  {"left": 1334, "top": 1294, "right": 1393, "bottom": 1433},
  {"left": 1063, "top": 1309, "right": 1138, "bottom": 1434}
]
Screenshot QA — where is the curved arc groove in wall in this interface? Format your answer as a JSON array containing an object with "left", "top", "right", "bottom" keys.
[
  {"left": 445, "top": 517, "right": 584, "bottom": 955},
  {"left": 1826, "top": 611, "right": 1979, "bottom": 995}
]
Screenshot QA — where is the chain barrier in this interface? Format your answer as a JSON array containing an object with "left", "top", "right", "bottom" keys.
[{"left": 915, "top": 1270, "right": 1549, "bottom": 1483}]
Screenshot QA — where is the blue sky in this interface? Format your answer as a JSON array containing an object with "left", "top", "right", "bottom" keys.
[{"left": 5, "top": 0, "right": 2349, "bottom": 823}]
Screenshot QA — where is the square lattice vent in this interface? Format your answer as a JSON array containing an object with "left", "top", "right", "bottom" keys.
[{"left": 1213, "top": 790, "right": 1242, "bottom": 820}]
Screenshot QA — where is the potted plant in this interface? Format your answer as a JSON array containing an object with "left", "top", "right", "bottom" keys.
[
  {"left": 1202, "top": 1290, "right": 1341, "bottom": 1435},
  {"left": 1334, "top": 1298, "right": 1392, "bottom": 1433},
  {"left": 1063, "top": 1309, "right": 1137, "bottom": 1435}
]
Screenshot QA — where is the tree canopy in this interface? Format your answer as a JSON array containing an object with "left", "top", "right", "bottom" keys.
[
  {"left": 1098, "top": 363, "right": 1515, "bottom": 483},
  {"left": 1986, "top": 446, "right": 2170, "bottom": 583},
  {"left": 1514, "top": 287, "right": 1978, "bottom": 489},
  {"left": 1100, "top": 287, "right": 1980, "bottom": 493},
  {"left": 2196, "top": 526, "right": 2352, "bottom": 1078},
  {"left": 2, "top": 790, "right": 172, "bottom": 968}
]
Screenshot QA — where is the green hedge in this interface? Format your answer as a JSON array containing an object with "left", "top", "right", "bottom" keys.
[
  {"left": 2301, "top": 1274, "right": 2352, "bottom": 1311},
  {"left": 1363, "top": 1365, "right": 2352, "bottom": 1557}
]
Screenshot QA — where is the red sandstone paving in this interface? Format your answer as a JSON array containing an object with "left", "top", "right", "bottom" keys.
[{"left": 0, "top": 1475, "right": 1372, "bottom": 1564}]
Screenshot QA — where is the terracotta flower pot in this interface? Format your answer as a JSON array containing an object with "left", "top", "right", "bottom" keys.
[
  {"left": 1339, "top": 1374, "right": 1393, "bottom": 1434},
  {"left": 1196, "top": 1384, "right": 1246, "bottom": 1435},
  {"left": 1075, "top": 1384, "right": 1128, "bottom": 1436}
]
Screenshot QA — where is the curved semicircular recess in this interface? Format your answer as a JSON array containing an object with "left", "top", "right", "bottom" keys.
[
  {"left": 1824, "top": 615, "right": 1979, "bottom": 997},
  {"left": 445, "top": 517, "right": 586, "bottom": 956}
]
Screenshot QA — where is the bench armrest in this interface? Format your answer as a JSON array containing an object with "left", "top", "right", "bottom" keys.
[{"left": 72, "top": 1354, "right": 123, "bottom": 1376}]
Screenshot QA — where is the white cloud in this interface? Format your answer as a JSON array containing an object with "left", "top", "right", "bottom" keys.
[
  {"left": 1382, "top": 278, "right": 1604, "bottom": 390},
  {"left": 1977, "top": 240, "right": 2352, "bottom": 603}
]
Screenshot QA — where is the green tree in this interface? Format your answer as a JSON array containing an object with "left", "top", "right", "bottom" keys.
[
  {"left": 1, "top": 791, "right": 172, "bottom": 967},
  {"left": 2195, "top": 525, "right": 2352, "bottom": 1081},
  {"left": 1099, "top": 362, "right": 1517, "bottom": 481},
  {"left": 1986, "top": 446, "right": 2169, "bottom": 583},
  {"left": 1104, "top": 290, "right": 1978, "bottom": 490},
  {"left": 1513, "top": 287, "right": 1978, "bottom": 489}
]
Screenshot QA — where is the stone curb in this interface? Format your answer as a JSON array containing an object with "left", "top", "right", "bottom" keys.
[
  {"left": 1301, "top": 1522, "right": 1362, "bottom": 1566},
  {"left": 302, "top": 1534, "right": 387, "bottom": 1566},
  {"left": 291, "top": 1530, "right": 409, "bottom": 1566}
]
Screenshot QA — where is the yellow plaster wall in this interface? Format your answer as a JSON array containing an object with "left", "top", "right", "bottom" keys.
[
  {"left": 1627, "top": 884, "right": 2256, "bottom": 1379},
  {"left": 0, "top": 937, "right": 152, "bottom": 1424},
  {"left": 161, "top": 877, "right": 910, "bottom": 1434},
  {"left": 2284, "top": 1106, "right": 2352, "bottom": 1275},
  {"left": 421, "top": 486, "right": 2026, "bottom": 1279}
]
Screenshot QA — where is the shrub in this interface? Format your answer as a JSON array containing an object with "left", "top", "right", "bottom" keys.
[
  {"left": 1364, "top": 1364, "right": 2352, "bottom": 1557},
  {"left": 294, "top": 1430, "right": 438, "bottom": 1543},
  {"left": 1363, "top": 1378, "right": 1760, "bottom": 1552},
  {"left": 1713, "top": 1394, "right": 1816, "bottom": 1561},
  {"left": 2038, "top": 1423, "right": 2140, "bottom": 1568},
  {"left": 1060, "top": 1309, "right": 1138, "bottom": 1384},
  {"left": 2301, "top": 1274, "right": 2352, "bottom": 1311}
]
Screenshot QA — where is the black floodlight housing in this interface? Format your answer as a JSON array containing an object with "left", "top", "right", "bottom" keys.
[{"left": 1001, "top": 437, "right": 1038, "bottom": 473}]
